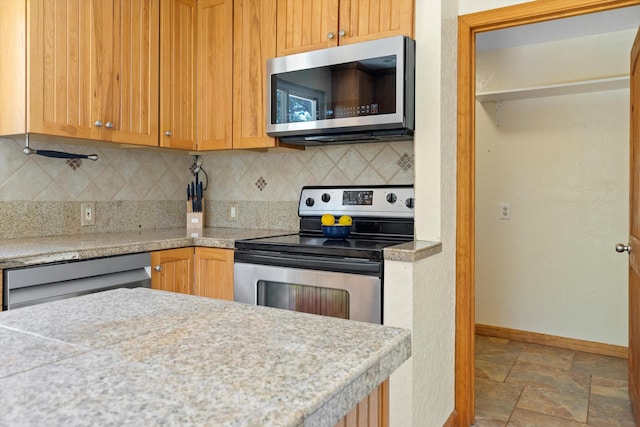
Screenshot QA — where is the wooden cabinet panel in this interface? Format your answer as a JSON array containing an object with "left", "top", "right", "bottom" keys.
[
  {"left": 194, "top": 248, "right": 234, "bottom": 300},
  {"left": 104, "top": 0, "right": 159, "bottom": 146},
  {"left": 333, "top": 380, "right": 388, "bottom": 427},
  {"left": 21, "top": 0, "right": 159, "bottom": 145},
  {"left": 232, "top": 0, "right": 277, "bottom": 149},
  {"left": 0, "top": 0, "right": 26, "bottom": 136},
  {"left": 27, "top": 0, "right": 95, "bottom": 139},
  {"left": 160, "top": 0, "right": 197, "bottom": 150},
  {"left": 197, "top": 0, "right": 233, "bottom": 150},
  {"left": 276, "top": 0, "right": 339, "bottom": 56},
  {"left": 338, "top": 0, "right": 414, "bottom": 46},
  {"left": 277, "top": 0, "right": 414, "bottom": 55},
  {"left": 151, "top": 248, "right": 194, "bottom": 295}
]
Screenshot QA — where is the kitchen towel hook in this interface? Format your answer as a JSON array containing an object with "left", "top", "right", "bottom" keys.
[{"left": 22, "top": 134, "right": 98, "bottom": 161}]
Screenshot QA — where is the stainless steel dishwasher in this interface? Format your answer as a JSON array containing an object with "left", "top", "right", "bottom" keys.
[{"left": 3, "top": 253, "right": 151, "bottom": 310}]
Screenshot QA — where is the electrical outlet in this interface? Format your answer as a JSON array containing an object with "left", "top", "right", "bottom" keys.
[
  {"left": 499, "top": 202, "right": 511, "bottom": 220},
  {"left": 81, "top": 202, "right": 95, "bottom": 226},
  {"left": 229, "top": 204, "right": 238, "bottom": 222}
]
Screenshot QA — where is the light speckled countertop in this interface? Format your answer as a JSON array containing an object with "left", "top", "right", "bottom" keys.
[
  {"left": 0, "top": 227, "right": 440, "bottom": 269},
  {"left": 0, "top": 227, "right": 289, "bottom": 269},
  {"left": 0, "top": 288, "right": 411, "bottom": 426}
]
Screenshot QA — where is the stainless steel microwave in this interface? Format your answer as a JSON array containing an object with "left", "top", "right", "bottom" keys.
[{"left": 266, "top": 36, "right": 415, "bottom": 146}]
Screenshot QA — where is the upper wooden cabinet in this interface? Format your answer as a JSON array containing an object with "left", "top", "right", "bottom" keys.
[
  {"left": 276, "top": 0, "right": 414, "bottom": 56},
  {"left": 196, "top": 0, "right": 233, "bottom": 150},
  {"left": 160, "top": 0, "right": 197, "bottom": 150},
  {"left": 25, "top": 0, "right": 160, "bottom": 146},
  {"left": 197, "top": 0, "right": 277, "bottom": 151}
]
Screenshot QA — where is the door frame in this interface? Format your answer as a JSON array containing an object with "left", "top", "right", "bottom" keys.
[{"left": 456, "top": 1, "right": 640, "bottom": 426}]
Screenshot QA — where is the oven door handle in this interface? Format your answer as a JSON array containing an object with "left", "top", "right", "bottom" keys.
[{"left": 234, "top": 252, "right": 381, "bottom": 275}]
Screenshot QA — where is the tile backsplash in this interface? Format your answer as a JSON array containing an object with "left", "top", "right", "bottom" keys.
[{"left": 0, "top": 135, "right": 413, "bottom": 239}]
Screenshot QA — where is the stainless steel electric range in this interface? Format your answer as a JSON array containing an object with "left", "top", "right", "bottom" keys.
[{"left": 234, "top": 185, "right": 415, "bottom": 324}]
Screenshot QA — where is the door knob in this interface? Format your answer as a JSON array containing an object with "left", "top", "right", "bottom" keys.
[
  {"left": 164, "top": 130, "right": 172, "bottom": 136},
  {"left": 94, "top": 120, "right": 103, "bottom": 127},
  {"left": 327, "top": 32, "right": 335, "bottom": 39},
  {"left": 615, "top": 243, "right": 631, "bottom": 253},
  {"left": 154, "top": 265, "right": 162, "bottom": 272},
  {"left": 105, "top": 121, "right": 113, "bottom": 129},
  {"left": 338, "top": 29, "right": 346, "bottom": 37}
]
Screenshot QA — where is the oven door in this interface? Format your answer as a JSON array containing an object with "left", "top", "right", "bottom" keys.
[{"left": 234, "top": 261, "right": 381, "bottom": 324}]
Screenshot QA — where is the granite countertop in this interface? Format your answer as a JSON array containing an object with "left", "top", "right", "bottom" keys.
[
  {"left": 0, "top": 288, "right": 411, "bottom": 426},
  {"left": 0, "top": 227, "right": 441, "bottom": 270},
  {"left": 0, "top": 227, "right": 290, "bottom": 269}
]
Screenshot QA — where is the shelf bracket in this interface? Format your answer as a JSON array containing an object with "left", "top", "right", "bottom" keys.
[{"left": 495, "top": 100, "right": 502, "bottom": 127}]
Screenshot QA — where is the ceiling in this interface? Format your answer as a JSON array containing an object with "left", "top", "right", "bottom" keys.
[{"left": 476, "top": 5, "right": 640, "bottom": 52}]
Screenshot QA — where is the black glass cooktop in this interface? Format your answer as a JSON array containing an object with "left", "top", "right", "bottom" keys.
[{"left": 234, "top": 233, "right": 411, "bottom": 260}]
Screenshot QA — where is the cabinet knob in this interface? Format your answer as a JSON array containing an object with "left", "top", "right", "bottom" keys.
[
  {"left": 94, "top": 120, "right": 103, "bottom": 128},
  {"left": 105, "top": 121, "right": 113, "bottom": 129},
  {"left": 164, "top": 130, "right": 172, "bottom": 137},
  {"left": 327, "top": 32, "right": 335, "bottom": 39},
  {"left": 338, "top": 29, "right": 346, "bottom": 37},
  {"left": 154, "top": 265, "right": 162, "bottom": 272}
]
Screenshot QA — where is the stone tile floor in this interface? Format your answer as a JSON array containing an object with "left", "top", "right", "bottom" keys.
[{"left": 474, "top": 334, "right": 637, "bottom": 426}]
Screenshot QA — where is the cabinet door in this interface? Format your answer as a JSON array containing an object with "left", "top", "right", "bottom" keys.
[
  {"left": 100, "top": 0, "right": 159, "bottom": 146},
  {"left": 232, "top": 0, "right": 276, "bottom": 149},
  {"left": 196, "top": 0, "right": 233, "bottom": 150},
  {"left": 160, "top": 0, "right": 197, "bottom": 150},
  {"left": 276, "top": 0, "right": 339, "bottom": 56},
  {"left": 151, "top": 248, "right": 194, "bottom": 295},
  {"left": 277, "top": 0, "right": 339, "bottom": 56},
  {"left": 338, "top": 0, "right": 414, "bottom": 45},
  {"left": 27, "top": 0, "right": 96, "bottom": 139},
  {"left": 194, "top": 248, "right": 234, "bottom": 301}
]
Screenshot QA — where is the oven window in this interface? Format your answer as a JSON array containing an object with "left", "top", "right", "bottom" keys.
[{"left": 257, "top": 281, "right": 350, "bottom": 320}]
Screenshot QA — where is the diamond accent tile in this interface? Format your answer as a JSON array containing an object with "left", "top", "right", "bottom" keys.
[
  {"left": 66, "top": 159, "right": 82, "bottom": 170},
  {"left": 255, "top": 176, "right": 267, "bottom": 191},
  {"left": 397, "top": 153, "right": 414, "bottom": 171}
]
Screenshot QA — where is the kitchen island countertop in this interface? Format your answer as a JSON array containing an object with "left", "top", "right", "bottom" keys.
[{"left": 0, "top": 288, "right": 411, "bottom": 426}]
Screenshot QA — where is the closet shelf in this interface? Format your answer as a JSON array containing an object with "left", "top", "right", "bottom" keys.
[{"left": 476, "top": 76, "right": 629, "bottom": 103}]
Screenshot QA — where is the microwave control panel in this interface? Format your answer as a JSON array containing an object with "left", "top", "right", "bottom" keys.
[{"left": 298, "top": 185, "right": 414, "bottom": 218}]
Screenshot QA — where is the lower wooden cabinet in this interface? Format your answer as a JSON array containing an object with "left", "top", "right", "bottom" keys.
[
  {"left": 150, "top": 247, "right": 234, "bottom": 300},
  {"left": 194, "top": 247, "right": 234, "bottom": 301},
  {"left": 151, "top": 247, "right": 195, "bottom": 294},
  {"left": 334, "top": 380, "right": 388, "bottom": 427}
]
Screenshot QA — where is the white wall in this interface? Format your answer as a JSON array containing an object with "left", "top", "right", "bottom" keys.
[
  {"left": 475, "top": 31, "right": 633, "bottom": 345},
  {"left": 384, "top": 0, "right": 458, "bottom": 426}
]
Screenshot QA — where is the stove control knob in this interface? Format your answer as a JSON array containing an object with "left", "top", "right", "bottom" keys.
[
  {"left": 386, "top": 193, "right": 397, "bottom": 204},
  {"left": 405, "top": 198, "right": 415, "bottom": 209},
  {"left": 321, "top": 193, "right": 331, "bottom": 203},
  {"left": 305, "top": 197, "right": 315, "bottom": 207}
]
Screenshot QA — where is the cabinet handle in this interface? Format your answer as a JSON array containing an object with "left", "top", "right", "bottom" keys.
[
  {"left": 105, "top": 122, "right": 113, "bottom": 129},
  {"left": 154, "top": 265, "right": 162, "bottom": 272},
  {"left": 327, "top": 32, "right": 335, "bottom": 39},
  {"left": 94, "top": 120, "right": 103, "bottom": 128},
  {"left": 338, "top": 29, "right": 346, "bottom": 37},
  {"left": 164, "top": 130, "right": 172, "bottom": 137}
]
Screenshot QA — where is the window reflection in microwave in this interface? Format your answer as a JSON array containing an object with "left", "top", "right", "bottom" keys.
[{"left": 272, "top": 55, "right": 397, "bottom": 125}]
